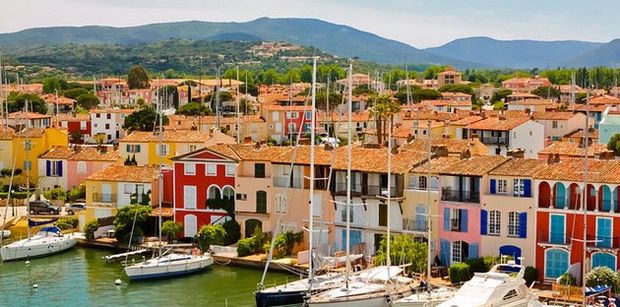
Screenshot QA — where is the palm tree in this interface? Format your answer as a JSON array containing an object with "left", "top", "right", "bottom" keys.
[{"left": 369, "top": 93, "right": 401, "bottom": 146}]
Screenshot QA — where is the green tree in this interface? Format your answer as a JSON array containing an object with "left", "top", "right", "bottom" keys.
[
  {"left": 76, "top": 93, "right": 100, "bottom": 109},
  {"left": 161, "top": 221, "right": 182, "bottom": 243},
  {"left": 61, "top": 88, "right": 89, "bottom": 100},
  {"left": 42, "top": 76, "right": 67, "bottom": 94},
  {"left": 127, "top": 65, "right": 150, "bottom": 89},
  {"left": 375, "top": 234, "right": 427, "bottom": 274},
  {"left": 222, "top": 220, "right": 241, "bottom": 245},
  {"left": 438, "top": 84, "right": 474, "bottom": 95},
  {"left": 586, "top": 266, "right": 619, "bottom": 293},
  {"left": 84, "top": 220, "right": 99, "bottom": 242},
  {"left": 531, "top": 86, "right": 561, "bottom": 99},
  {"left": 607, "top": 133, "right": 620, "bottom": 156},
  {"left": 70, "top": 131, "right": 84, "bottom": 143},
  {"left": 7, "top": 92, "right": 47, "bottom": 114},
  {"left": 491, "top": 89, "right": 513, "bottom": 103},
  {"left": 123, "top": 107, "right": 169, "bottom": 131},
  {"left": 239, "top": 98, "right": 255, "bottom": 115},
  {"left": 155, "top": 85, "right": 179, "bottom": 109},
  {"left": 369, "top": 93, "right": 401, "bottom": 145},
  {"left": 196, "top": 224, "right": 226, "bottom": 251},
  {"left": 176, "top": 102, "right": 213, "bottom": 116},
  {"left": 113, "top": 204, "right": 152, "bottom": 243}
]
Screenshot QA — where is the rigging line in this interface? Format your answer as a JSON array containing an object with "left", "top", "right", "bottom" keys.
[{"left": 0, "top": 113, "right": 22, "bottom": 245}]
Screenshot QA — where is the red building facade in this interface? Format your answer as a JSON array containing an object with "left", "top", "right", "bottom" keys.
[{"left": 172, "top": 148, "right": 237, "bottom": 238}]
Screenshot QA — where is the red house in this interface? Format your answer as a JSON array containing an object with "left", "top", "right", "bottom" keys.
[
  {"left": 171, "top": 146, "right": 237, "bottom": 238},
  {"left": 55, "top": 113, "right": 91, "bottom": 143}
]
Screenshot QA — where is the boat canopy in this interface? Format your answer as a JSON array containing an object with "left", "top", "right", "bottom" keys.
[{"left": 40, "top": 226, "right": 61, "bottom": 233}]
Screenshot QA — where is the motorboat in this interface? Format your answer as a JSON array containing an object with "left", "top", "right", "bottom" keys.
[
  {"left": 255, "top": 272, "right": 345, "bottom": 307},
  {"left": 124, "top": 249, "right": 213, "bottom": 280},
  {"left": 391, "top": 285, "right": 456, "bottom": 307},
  {"left": 436, "top": 261, "right": 543, "bottom": 307},
  {"left": 306, "top": 266, "right": 416, "bottom": 307},
  {"left": 0, "top": 227, "right": 76, "bottom": 261},
  {"left": 1, "top": 229, "right": 10, "bottom": 238}
]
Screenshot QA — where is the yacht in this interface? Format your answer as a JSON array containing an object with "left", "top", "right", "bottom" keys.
[
  {"left": 436, "top": 261, "right": 543, "bottom": 307},
  {"left": 391, "top": 285, "right": 456, "bottom": 307},
  {"left": 0, "top": 226, "right": 76, "bottom": 261},
  {"left": 124, "top": 249, "right": 213, "bottom": 280}
]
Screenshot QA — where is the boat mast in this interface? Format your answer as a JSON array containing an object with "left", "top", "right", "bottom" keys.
[
  {"left": 157, "top": 84, "right": 163, "bottom": 251},
  {"left": 581, "top": 88, "right": 590, "bottom": 307},
  {"left": 236, "top": 66, "right": 240, "bottom": 143},
  {"left": 426, "top": 119, "right": 433, "bottom": 282},
  {"left": 386, "top": 106, "right": 392, "bottom": 272},
  {"left": 25, "top": 100, "right": 31, "bottom": 239},
  {"left": 308, "top": 57, "right": 317, "bottom": 282},
  {"left": 345, "top": 62, "right": 353, "bottom": 286}
]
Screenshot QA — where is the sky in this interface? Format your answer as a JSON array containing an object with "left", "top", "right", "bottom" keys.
[{"left": 1, "top": 0, "right": 618, "bottom": 48}]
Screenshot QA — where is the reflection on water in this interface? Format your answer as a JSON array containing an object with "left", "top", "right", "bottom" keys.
[{"left": 0, "top": 248, "right": 295, "bottom": 307}]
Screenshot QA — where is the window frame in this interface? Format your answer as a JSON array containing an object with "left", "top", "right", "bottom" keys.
[
  {"left": 226, "top": 164, "right": 236, "bottom": 177},
  {"left": 488, "top": 210, "right": 501, "bottom": 236},
  {"left": 77, "top": 161, "right": 86, "bottom": 175},
  {"left": 205, "top": 163, "right": 217, "bottom": 176},
  {"left": 184, "top": 163, "right": 196, "bottom": 175},
  {"left": 508, "top": 211, "right": 520, "bottom": 237},
  {"left": 497, "top": 179, "right": 508, "bottom": 194}
]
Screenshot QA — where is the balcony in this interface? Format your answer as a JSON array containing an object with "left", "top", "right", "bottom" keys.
[
  {"left": 366, "top": 185, "right": 400, "bottom": 197},
  {"left": 441, "top": 188, "right": 479, "bottom": 203},
  {"left": 538, "top": 232, "right": 570, "bottom": 246},
  {"left": 334, "top": 182, "right": 362, "bottom": 196},
  {"left": 586, "top": 235, "right": 620, "bottom": 250},
  {"left": 206, "top": 199, "right": 234, "bottom": 213},
  {"left": 92, "top": 193, "right": 117, "bottom": 203},
  {"left": 481, "top": 137, "right": 509, "bottom": 145}
]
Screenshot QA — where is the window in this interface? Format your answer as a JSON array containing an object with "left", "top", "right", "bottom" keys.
[
  {"left": 592, "top": 253, "right": 616, "bottom": 271},
  {"left": 430, "top": 176, "right": 440, "bottom": 191},
  {"left": 126, "top": 144, "right": 141, "bottom": 153},
  {"left": 105, "top": 123, "right": 110, "bottom": 129},
  {"left": 305, "top": 111, "right": 312, "bottom": 120},
  {"left": 183, "top": 186, "right": 197, "bottom": 209},
  {"left": 235, "top": 193, "right": 247, "bottom": 201},
  {"left": 80, "top": 121, "right": 87, "bottom": 130},
  {"left": 272, "top": 112, "right": 279, "bottom": 121},
  {"left": 226, "top": 165, "right": 236, "bottom": 177},
  {"left": 418, "top": 176, "right": 427, "bottom": 190},
  {"left": 188, "top": 144, "right": 197, "bottom": 152},
  {"left": 48, "top": 160, "right": 62, "bottom": 177},
  {"left": 288, "top": 123, "right": 297, "bottom": 132},
  {"left": 184, "top": 163, "right": 196, "bottom": 175},
  {"left": 77, "top": 162, "right": 86, "bottom": 174},
  {"left": 275, "top": 193, "right": 287, "bottom": 214},
  {"left": 106, "top": 114, "right": 111, "bottom": 119},
  {"left": 379, "top": 204, "right": 388, "bottom": 227},
  {"left": 23, "top": 160, "right": 32, "bottom": 170},
  {"left": 341, "top": 206, "right": 354, "bottom": 223},
  {"left": 286, "top": 111, "right": 298, "bottom": 119},
  {"left": 222, "top": 187, "right": 234, "bottom": 200},
  {"left": 452, "top": 241, "right": 463, "bottom": 263},
  {"left": 254, "top": 163, "right": 265, "bottom": 178},
  {"left": 508, "top": 212, "right": 520, "bottom": 237},
  {"left": 256, "top": 190, "right": 267, "bottom": 213},
  {"left": 451, "top": 208, "right": 462, "bottom": 231},
  {"left": 552, "top": 121, "right": 558, "bottom": 129},
  {"left": 156, "top": 144, "right": 169, "bottom": 156},
  {"left": 96, "top": 113, "right": 101, "bottom": 118},
  {"left": 205, "top": 163, "right": 216, "bottom": 176},
  {"left": 545, "top": 249, "right": 569, "bottom": 279},
  {"left": 124, "top": 184, "right": 134, "bottom": 194},
  {"left": 207, "top": 186, "right": 221, "bottom": 199},
  {"left": 497, "top": 179, "right": 508, "bottom": 194},
  {"left": 489, "top": 210, "right": 501, "bottom": 236},
  {"left": 24, "top": 140, "right": 31, "bottom": 151}
]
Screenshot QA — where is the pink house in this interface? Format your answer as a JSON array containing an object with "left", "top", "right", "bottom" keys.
[{"left": 67, "top": 146, "right": 121, "bottom": 190}]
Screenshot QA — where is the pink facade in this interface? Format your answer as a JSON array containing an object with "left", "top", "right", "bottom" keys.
[{"left": 66, "top": 160, "right": 116, "bottom": 190}]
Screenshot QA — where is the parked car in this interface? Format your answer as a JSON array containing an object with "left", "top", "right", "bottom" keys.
[
  {"left": 29, "top": 200, "right": 60, "bottom": 215},
  {"left": 65, "top": 203, "right": 86, "bottom": 215}
]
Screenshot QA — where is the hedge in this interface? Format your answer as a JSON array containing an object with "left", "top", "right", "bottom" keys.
[
  {"left": 449, "top": 262, "right": 471, "bottom": 284},
  {"left": 524, "top": 266, "right": 538, "bottom": 286}
]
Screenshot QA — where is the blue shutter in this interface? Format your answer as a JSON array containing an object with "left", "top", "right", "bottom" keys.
[
  {"left": 523, "top": 179, "right": 532, "bottom": 198},
  {"left": 440, "top": 240, "right": 450, "bottom": 266},
  {"left": 519, "top": 212, "right": 527, "bottom": 238},
  {"left": 57, "top": 161, "right": 63, "bottom": 177},
  {"left": 460, "top": 209, "right": 468, "bottom": 232},
  {"left": 469, "top": 243, "right": 479, "bottom": 259},
  {"left": 480, "top": 209, "right": 488, "bottom": 235},
  {"left": 136, "top": 144, "right": 141, "bottom": 153},
  {"left": 443, "top": 208, "right": 450, "bottom": 231},
  {"left": 46, "top": 160, "right": 51, "bottom": 176},
  {"left": 126, "top": 144, "right": 130, "bottom": 152},
  {"left": 490, "top": 179, "right": 496, "bottom": 194}
]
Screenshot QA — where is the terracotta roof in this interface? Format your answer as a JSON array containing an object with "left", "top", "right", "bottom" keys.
[
  {"left": 317, "top": 111, "right": 372, "bottom": 122},
  {"left": 425, "top": 99, "right": 472, "bottom": 107},
  {"left": 271, "top": 146, "right": 335, "bottom": 165},
  {"left": 208, "top": 144, "right": 287, "bottom": 162},
  {"left": 41, "top": 94, "right": 76, "bottom": 105},
  {"left": 591, "top": 95, "right": 620, "bottom": 105},
  {"left": 0, "top": 126, "right": 15, "bottom": 140},
  {"left": 40, "top": 146, "right": 75, "bottom": 159},
  {"left": 54, "top": 113, "right": 90, "bottom": 122},
  {"left": 534, "top": 159, "right": 620, "bottom": 184},
  {"left": 531, "top": 111, "right": 578, "bottom": 120},
  {"left": 69, "top": 147, "right": 121, "bottom": 162},
  {"left": 508, "top": 98, "right": 555, "bottom": 106},
  {"left": 261, "top": 105, "right": 312, "bottom": 111},
  {"left": 400, "top": 138, "right": 479, "bottom": 155},
  {"left": 563, "top": 128, "right": 598, "bottom": 139},
  {"left": 120, "top": 130, "right": 236, "bottom": 144},
  {"left": 572, "top": 104, "right": 608, "bottom": 112},
  {"left": 468, "top": 116, "right": 531, "bottom": 131},
  {"left": 331, "top": 146, "right": 429, "bottom": 174},
  {"left": 15, "top": 127, "right": 45, "bottom": 138},
  {"left": 410, "top": 156, "right": 462, "bottom": 174},
  {"left": 450, "top": 115, "right": 484, "bottom": 126},
  {"left": 90, "top": 108, "right": 134, "bottom": 114},
  {"left": 441, "top": 92, "right": 472, "bottom": 99},
  {"left": 488, "top": 158, "right": 547, "bottom": 177},
  {"left": 86, "top": 165, "right": 159, "bottom": 182},
  {"left": 8, "top": 111, "right": 51, "bottom": 119},
  {"left": 400, "top": 110, "right": 463, "bottom": 122},
  {"left": 438, "top": 156, "right": 510, "bottom": 176},
  {"left": 538, "top": 142, "right": 611, "bottom": 158}
]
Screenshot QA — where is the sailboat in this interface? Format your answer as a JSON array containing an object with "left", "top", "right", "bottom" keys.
[
  {"left": 306, "top": 63, "right": 415, "bottom": 307},
  {"left": 124, "top": 88, "right": 213, "bottom": 281},
  {"left": 0, "top": 103, "right": 76, "bottom": 261},
  {"left": 255, "top": 58, "right": 346, "bottom": 307}
]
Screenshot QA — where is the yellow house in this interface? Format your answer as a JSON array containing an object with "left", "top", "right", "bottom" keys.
[
  {"left": 0, "top": 127, "right": 15, "bottom": 170},
  {"left": 79, "top": 165, "right": 160, "bottom": 229},
  {"left": 119, "top": 129, "right": 236, "bottom": 166},
  {"left": 10, "top": 127, "right": 68, "bottom": 180}
]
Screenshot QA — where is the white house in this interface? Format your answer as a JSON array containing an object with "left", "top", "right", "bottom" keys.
[
  {"left": 531, "top": 111, "right": 586, "bottom": 142},
  {"left": 464, "top": 115, "right": 545, "bottom": 158},
  {"left": 90, "top": 108, "right": 133, "bottom": 143}
]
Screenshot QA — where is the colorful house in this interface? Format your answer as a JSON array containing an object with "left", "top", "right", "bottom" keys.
[
  {"left": 535, "top": 159, "right": 620, "bottom": 283},
  {"left": 80, "top": 165, "right": 160, "bottom": 229},
  {"left": 171, "top": 147, "right": 234, "bottom": 238},
  {"left": 0, "top": 127, "right": 15, "bottom": 170},
  {"left": 260, "top": 105, "right": 312, "bottom": 144},
  {"left": 55, "top": 113, "right": 91, "bottom": 143},
  {"left": 12, "top": 127, "right": 69, "bottom": 180}
]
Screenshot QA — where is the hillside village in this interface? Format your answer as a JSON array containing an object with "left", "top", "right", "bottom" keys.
[{"left": 3, "top": 62, "right": 620, "bottom": 288}]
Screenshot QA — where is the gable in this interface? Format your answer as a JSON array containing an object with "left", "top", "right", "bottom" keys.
[{"left": 174, "top": 148, "right": 238, "bottom": 162}]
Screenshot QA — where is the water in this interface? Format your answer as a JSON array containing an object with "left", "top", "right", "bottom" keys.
[{"left": 0, "top": 248, "right": 295, "bottom": 307}]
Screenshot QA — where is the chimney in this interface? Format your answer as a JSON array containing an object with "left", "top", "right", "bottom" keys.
[
  {"left": 433, "top": 145, "right": 449, "bottom": 157},
  {"left": 460, "top": 149, "right": 472, "bottom": 159},
  {"left": 499, "top": 115, "right": 507, "bottom": 121},
  {"left": 507, "top": 148, "right": 524, "bottom": 159}
]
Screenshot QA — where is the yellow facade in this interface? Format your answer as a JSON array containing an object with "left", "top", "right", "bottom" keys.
[
  {"left": 0, "top": 138, "right": 14, "bottom": 170},
  {"left": 11, "top": 128, "right": 68, "bottom": 180}
]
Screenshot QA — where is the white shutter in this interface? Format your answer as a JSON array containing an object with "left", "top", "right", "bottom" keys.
[{"left": 184, "top": 186, "right": 197, "bottom": 209}]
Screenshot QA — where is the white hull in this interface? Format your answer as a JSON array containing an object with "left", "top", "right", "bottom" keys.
[
  {"left": 1, "top": 230, "right": 10, "bottom": 238},
  {"left": 392, "top": 288, "right": 455, "bottom": 307},
  {"left": 0, "top": 234, "right": 76, "bottom": 261},
  {"left": 124, "top": 253, "right": 213, "bottom": 280},
  {"left": 308, "top": 295, "right": 388, "bottom": 307}
]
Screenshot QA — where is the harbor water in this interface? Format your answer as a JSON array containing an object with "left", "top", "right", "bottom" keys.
[{"left": 0, "top": 247, "right": 295, "bottom": 307}]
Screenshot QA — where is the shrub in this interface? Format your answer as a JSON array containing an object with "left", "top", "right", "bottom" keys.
[
  {"left": 161, "top": 221, "right": 182, "bottom": 243},
  {"left": 237, "top": 237, "right": 254, "bottom": 257},
  {"left": 524, "top": 266, "right": 538, "bottom": 286},
  {"left": 236, "top": 227, "right": 268, "bottom": 257},
  {"left": 267, "top": 137, "right": 277, "bottom": 146},
  {"left": 586, "top": 266, "right": 620, "bottom": 292},
  {"left": 449, "top": 262, "right": 471, "bottom": 284},
  {"left": 84, "top": 220, "right": 99, "bottom": 241},
  {"left": 12, "top": 192, "right": 27, "bottom": 199},
  {"left": 465, "top": 257, "right": 487, "bottom": 274},
  {"left": 56, "top": 216, "right": 79, "bottom": 230},
  {"left": 222, "top": 220, "right": 241, "bottom": 246},
  {"left": 272, "top": 231, "right": 303, "bottom": 259},
  {"left": 196, "top": 224, "right": 226, "bottom": 252},
  {"left": 558, "top": 273, "right": 576, "bottom": 286},
  {"left": 113, "top": 204, "right": 152, "bottom": 243},
  {"left": 68, "top": 185, "right": 86, "bottom": 202},
  {"left": 0, "top": 192, "right": 7, "bottom": 199},
  {"left": 44, "top": 188, "right": 66, "bottom": 200},
  {"left": 0, "top": 168, "right": 12, "bottom": 177}
]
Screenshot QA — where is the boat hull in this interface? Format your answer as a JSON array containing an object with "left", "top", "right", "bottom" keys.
[
  {"left": 255, "top": 289, "right": 306, "bottom": 307},
  {"left": 0, "top": 236, "right": 77, "bottom": 261},
  {"left": 125, "top": 256, "right": 213, "bottom": 281},
  {"left": 308, "top": 295, "right": 389, "bottom": 307}
]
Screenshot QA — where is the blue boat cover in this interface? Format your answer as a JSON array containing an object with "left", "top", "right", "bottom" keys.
[
  {"left": 29, "top": 218, "right": 59, "bottom": 227},
  {"left": 40, "top": 226, "right": 61, "bottom": 233}
]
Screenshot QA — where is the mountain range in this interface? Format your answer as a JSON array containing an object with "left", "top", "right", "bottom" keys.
[{"left": 1, "top": 17, "right": 618, "bottom": 69}]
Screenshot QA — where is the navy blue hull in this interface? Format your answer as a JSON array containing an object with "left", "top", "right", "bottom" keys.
[
  {"left": 128, "top": 267, "right": 206, "bottom": 281},
  {"left": 255, "top": 289, "right": 306, "bottom": 307}
]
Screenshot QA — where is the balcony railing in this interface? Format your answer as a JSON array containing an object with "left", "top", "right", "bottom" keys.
[
  {"left": 92, "top": 193, "right": 117, "bottom": 203},
  {"left": 403, "top": 218, "right": 427, "bottom": 232},
  {"left": 441, "top": 188, "right": 479, "bottom": 203},
  {"left": 538, "top": 232, "right": 570, "bottom": 245},
  {"left": 273, "top": 176, "right": 302, "bottom": 188},
  {"left": 481, "top": 137, "right": 509, "bottom": 145},
  {"left": 586, "top": 235, "right": 620, "bottom": 249},
  {"left": 335, "top": 183, "right": 401, "bottom": 197},
  {"left": 335, "top": 182, "right": 362, "bottom": 196}
]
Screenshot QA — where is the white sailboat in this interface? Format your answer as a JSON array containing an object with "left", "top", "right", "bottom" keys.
[
  {"left": 255, "top": 58, "right": 348, "bottom": 307},
  {"left": 307, "top": 63, "right": 415, "bottom": 307},
  {"left": 0, "top": 103, "right": 76, "bottom": 261},
  {"left": 124, "top": 88, "right": 212, "bottom": 281}
]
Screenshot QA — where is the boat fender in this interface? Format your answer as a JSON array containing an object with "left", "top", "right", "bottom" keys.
[
  {"left": 32, "top": 283, "right": 38, "bottom": 289},
  {"left": 115, "top": 279, "right": 122, "bottom": 286}
]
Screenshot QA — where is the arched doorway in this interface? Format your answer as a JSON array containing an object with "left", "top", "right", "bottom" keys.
[
  {"left": 499, "top": 245, "right": 522, "bottom": 264},
  {"left": 245, "top": 219, "right": 263, "bottom": 238},
  {"left": 592, "top": 252, "right": 616, "bottom": 271},
  {"left": 545, "top": 248, "right": 569, "bottom": 279}
]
